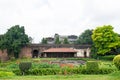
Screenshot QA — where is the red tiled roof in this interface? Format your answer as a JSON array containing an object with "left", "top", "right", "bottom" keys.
[{"left": 42, "top": 48, "right": 77, "bottom": 53}]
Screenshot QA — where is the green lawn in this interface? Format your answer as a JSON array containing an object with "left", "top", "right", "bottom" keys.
[{"left": 1, "top": 73, "right": 120, "bottom": 80}]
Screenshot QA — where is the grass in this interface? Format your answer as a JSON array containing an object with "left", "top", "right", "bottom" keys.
[{"left": 0, "top": 72, "right": 120, "bottom": 80}]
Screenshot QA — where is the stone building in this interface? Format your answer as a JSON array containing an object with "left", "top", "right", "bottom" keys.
[
  {"left": 44, "top": 34, "right": 78, "bottom": 44},
  {"left": 0, "top": 44, "right": 91, "bottom": 60}
]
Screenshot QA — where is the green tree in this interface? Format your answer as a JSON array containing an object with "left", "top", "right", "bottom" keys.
[
  {"left": 76, "top": 29, "right": 93, "bottom": 44},
  {"left": 92, "top": 25, "right": 120, "bottom": 55},
  {"left": 63, "top": 38, "right": 69, "bottom": 44},
  {"left": 29, "top": 37, "right": 33, "bottom": 43},
  {"left": 41, "top": 38, "right": 47, "bottom": 44},
  {"left": 55, "top": 36, "right": 61, "bottom": 44},
  {"left": 0, "top": 25, "right": 30, "bottom": 58}
]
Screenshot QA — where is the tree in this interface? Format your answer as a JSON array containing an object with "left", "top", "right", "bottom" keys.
[
  {"left": 63, "top": 38, "right": 69, "bottom": 44},
  {"left": 29, "top": 37, "right": 33, "bottom": 43},
  {"left": 92, "top": 25, "right": 120, "bottom": 55},
  {"left": 41, "top": 38, "right": 47, "bottom": 44},
  {"left": 0, "top": 25, "right": 30, "bottom": 58},
  {"left": 76, "top": 29, "right": 93, "bottom": 44},
  {"left": 55, "top": 36, "right": 61, "bottom": 44}
]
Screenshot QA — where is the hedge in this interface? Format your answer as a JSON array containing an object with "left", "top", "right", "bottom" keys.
[{"left": 13, "top": 67, "right": 116, "bottom": 75}]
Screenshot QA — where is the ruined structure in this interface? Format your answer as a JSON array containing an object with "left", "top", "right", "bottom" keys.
[{"left": 0, "top": 44, "right": 91, "bottom": 60}]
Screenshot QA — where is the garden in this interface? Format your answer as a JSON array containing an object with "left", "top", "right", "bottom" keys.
[{"left": 0, "top": 56, "right": 120, "bottom": 80}]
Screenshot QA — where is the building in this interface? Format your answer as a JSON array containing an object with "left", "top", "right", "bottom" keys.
[
  {"left": 68, "top": 35, "right": 78, "bottom": 44},
  {"left": 42, "top": 48, "right": 77, "bottom": 58},
  {"left": 46, "top": 37, "right": 54, "bottom": 44},
  {"left": 44, "top": 34, "right": 78, "bottom": 44},
  {"left": 0, "top": 44, "right": 91, "bottom": 61}
]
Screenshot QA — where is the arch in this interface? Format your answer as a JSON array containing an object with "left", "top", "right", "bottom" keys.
[
  {"left": 84, "top": 51, "right": 87, "bottom": 58},
  {"left": 32, "top": 50, "right": 39, "bottom": 58}
]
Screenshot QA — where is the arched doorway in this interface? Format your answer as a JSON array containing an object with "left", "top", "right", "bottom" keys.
[
  {"left": 84, "top": 51, "right": 87, "bottom": 58},
  {"left": 32, "top": 50, "right": 39, "bottom": 58}
]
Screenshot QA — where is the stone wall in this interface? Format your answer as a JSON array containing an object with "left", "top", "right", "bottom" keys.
[
  {"left": 0, "top": 49, "right": 9, "bottom": 61},
  {"left": 0, "top": 44, "right": 91, "bottom": 60},
  {"left": 19, "top": 47, "right": 32, "bottom": 58}
]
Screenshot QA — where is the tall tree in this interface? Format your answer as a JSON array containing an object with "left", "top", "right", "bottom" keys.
[
  {"left": 63, "top": 38, "right": 69, "bottom": 44},
  {"left": 55, "top": 36, "right": 61, "bottom": 44},
  {"left": 92, "top": 25, "right": 120, "bottom": 55},
  {"left": 0, "top": 25, "right": 30, "bottom": 58},
  {"left": 41, "top": 38, "right": 47, "bottom": 44},
  {"left": 77, "top": 29, "right": 93, "bottom": 44}
]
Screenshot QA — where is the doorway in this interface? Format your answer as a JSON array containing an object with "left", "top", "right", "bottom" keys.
[
  {"left": 84, "top": 51, "right": 87, "bottom": 58},
  {"left": 32, "top": 50, "right": 39, "bottom": 58}
]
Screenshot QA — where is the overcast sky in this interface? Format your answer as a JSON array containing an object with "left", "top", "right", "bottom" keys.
[{"left": 0, "top": 0, "right": 120, "bottom": 43}]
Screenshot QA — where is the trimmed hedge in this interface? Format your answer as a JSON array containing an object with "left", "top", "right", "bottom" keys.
[
  {"left": 19, "top": 62, "right": 32, "bottom": 75},
  {"left": 98, "top": 55, "right": 116, "bottom": 61},
  {"left": 32, "top": 63, "right": 60, "bottom": 69},
  {"left": 13, "top": 67, "right": 116, "bottom": 75},
  {"left": 86, "top": 61, "right": 99, "bottom": 71}
]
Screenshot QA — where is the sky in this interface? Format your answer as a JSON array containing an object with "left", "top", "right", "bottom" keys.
[{"left": 0, "top": 0, "right": 120, "bottom": 43}]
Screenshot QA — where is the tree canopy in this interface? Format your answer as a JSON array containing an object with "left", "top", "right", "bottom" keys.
[
  {"left": 92, "top": 25, "right": 120, "bottom": 55},
  {"left": 41, "top": 38, "right": 47, "bottom": 44},
  {"left": 77, "top": 29, "right": 93, "bottom": 44},
  {"left": 0, "top": 25, "right": 30, "bottom": 58},
  {"left": 63, "top": 38, "right": 69, "bottom": 44},
  {"left": 55, "top": 36, "right": 61, "bottom": 44}
]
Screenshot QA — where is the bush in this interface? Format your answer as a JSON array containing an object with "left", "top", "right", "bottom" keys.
[
  {"left": 98, "top": 55, "right": 116, "bottom": 61},
  {"left": 13, "top": 67, "right": 116, "bottom": 75},
  {"left": 86, "top": 61, "right": 99, "bottom": 71},
  {"left": 12, "top": 69, "right": 22, "bottom": 75},
  {"left": 29, "top": 68, "right": 61, "bottom": 75},
  {"left": 113, "top": 55, "right": 120, "bottom": 70},
  {"left": 19, "top": 62, "right": 32, "bottom": 75},
  {"left": 6, "top": 63, "right": 19, "bottom": 70},
  {"left": 32, "top": 63, "right": 60, "bottom": 69},
  {"left": 81, "top": 68, "right": 116, "bottom": 74},
  {"left": 0, "top": 71, "right": 15, "bottom": 77}
]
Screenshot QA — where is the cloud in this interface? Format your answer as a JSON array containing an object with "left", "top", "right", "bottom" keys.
[{"left": 0, "top": 0, "right": 120, "bottom": 43}]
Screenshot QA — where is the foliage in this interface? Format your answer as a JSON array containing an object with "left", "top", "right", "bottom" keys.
[
  {"left": 6, "top": 63, "right": 19, "bottom": 70},
  {"left": 92, "top": 25, "right": 120, "bottom": 55},
  {"left": 76, "top": 29, "right": 93, "bottom": 44},
  {"left": 29, "top": 37, "right": 33, "bottom": 43},
  {"left": 55, "top": 36, "right": 61, "bottom": 44},
  {"left": 63, "top": 38, "right": 69, "bottom": 44},
  {"left": 0, "top": 71, "right": 15, "bottom": 77},
  {"left": 0, "top": 25, "right": 30, "bottom": 58},
  {"left": 41, "top": 38, "right": 47, "bottom": 44},
  {"left": 86, "top": 61, "right": 99, "bottom": 71},
  {"left": 113, "top": 55, "right": 120, "bottom": 70},
  {"left": 13, "top": 67, "right": 116, "bottom": 75},
  {"left": 19, "top": 62, "right": 32, "bottom": 75},
  {"left": 98, "top": 55, "right": 116, "bottom": 61},
  {"left": 32, "top": 63, "right": 60, "bottom": 69}
]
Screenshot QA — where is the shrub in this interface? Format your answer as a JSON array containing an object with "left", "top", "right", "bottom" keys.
[
  {"left": 10, "top": 57, "right": 16, "bottom": 61},
  {"left": 19, "top": 62, "right": 32, "bottom": 75},
  {"left": 32, "top": 63, "right": 60, "bottom": 69},
  {"left": 13, "top": 67, "right": 116, "bottom": 75},
  {"left": 0, "top": 71, "right": 15, "bottom": 77},
  {"left": 12, "top": 69, "right": 22, "bottom": 75},
  {"left": 113, "top": 55, "right": 120, "bottom": 70},
  {"left": 6, "top": 63, "right": 19, "bottom": 70},
  {"left": 98, "top": 55, "right": 116, "bottom": 61},
  {"left": 81, "top": 68, "right": 116, "bottom": 74},
  {"left": 86, "top": 61, "right": 99, "bottom": 71},
  {"left": 29, "top": 68, "right": 61, "bottom": 75}
]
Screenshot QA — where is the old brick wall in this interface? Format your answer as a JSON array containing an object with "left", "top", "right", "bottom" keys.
[
  {"left": 0, "top": 49, "right": 9, "bottom": 61},
  {"left": 19, "top": 47, "right": 32, "bottom": 58}
]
